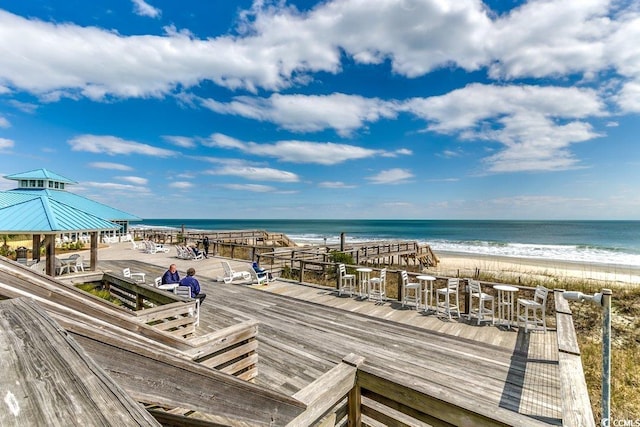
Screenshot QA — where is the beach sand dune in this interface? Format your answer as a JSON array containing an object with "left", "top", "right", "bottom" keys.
[{"left": 431, "top": 251, "right": 640, "bottom": 287}]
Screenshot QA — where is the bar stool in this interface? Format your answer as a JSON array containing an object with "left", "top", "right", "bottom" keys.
[
  {"left": 368, "top": 268, "right": 386, "bottom": 303},
  {"left": 436, "top": 278, "right": 460, "bottom": 320},
  {"left": 401, "top": 270, "right": 421, "bottom": 309}
]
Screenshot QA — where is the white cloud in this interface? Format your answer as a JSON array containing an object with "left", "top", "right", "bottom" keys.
[
  {"left": 221, "top": 183, "right": 276, "bottom": 192},
  {"left": 318, "top": 181, "right": 356, "bottom": 189},
  {"left": 69, "top": 135, "right": 176, "bottom": 157},
  {"left": 0, "top": 116, "right": 10, "bottom": 128},
  {"left": 0, "top": 138, "right": 14, "bottom": 150},
  {"left": 169, "top": 181, "right": 193, "bottom": 189},
  {"left": 207, "top": 133, "right": 382, "bottom": 165},
  {"left": 81, "top": 181, "right": 151, "bottom": 194},
  {"left": 403, "top": 83, "right": 605, "bottom": 172},
  {"left": 9, "top": 100, "right": 38, "bottom": 113},
  {"left": 366, "top": 168, "right": 414, "bottom": 185},
  {"left": 132, "top": 0, "right": 161, "bottom": 18},
  {"left": 208, "top": 165, "right": 299, "bottom": 182},
  {"left": 116, "top": 176, "right": 148, "bottom": 185},
  {"left": 88, "top": 162, "right": 133, "bottom": 171},
  {"left": 202, "top": 93, "right": 397, "bottom": 136},
  {"left": 163, "top": 135, "right": 196, "bottom": 148}
]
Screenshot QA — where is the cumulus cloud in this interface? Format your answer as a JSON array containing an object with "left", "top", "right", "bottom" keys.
[
  {"left": 202, "top": 93, "right": 398, "bottom": 136},
  {"left": 0, "top": 116, "right": 10, "bottom": 128},
  {"left": 116, "top": 176, "right": 148, "bottom": 185},
  {"left": 206, "top": 133, "right": 386, "bottom": 165},
  {"left": 132, "top": 0, "right": 161, "bottom": 18},
  {"left": 207, "top": 165, "right": 299, "bottom": 182},
  {"left": 366, "top": 168, "right": 414, "bottom": 184},
  {"left": 69, "top": 135, "right": 175, "bottom": 157},
  {"left": 88, "top": 162, "right": 133, "bottom": 171},
  {"left": 0, "top": 138, "right": 14, "bottom": 150},
  {"left": 403, "top": 83, "right": 605, "bottom": 172}
]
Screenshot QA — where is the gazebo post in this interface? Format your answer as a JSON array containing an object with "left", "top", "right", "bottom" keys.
[
  {"left": 45, "top": 235, "right": 56, "bottom": 277},
  {"left": 90, "top": 232, "right": 98, "bottom": 271},
  {"left": 32, "top": 234, "right": 41, "bottom": 263}
]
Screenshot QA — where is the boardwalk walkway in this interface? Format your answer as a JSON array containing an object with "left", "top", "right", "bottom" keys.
[{"left": 91, "top": 242, "right": 562, "bottom": 425}]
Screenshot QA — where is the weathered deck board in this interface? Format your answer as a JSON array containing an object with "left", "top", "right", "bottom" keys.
[{"left": 0, "top": 298, "right": 160, "bottom": 427}]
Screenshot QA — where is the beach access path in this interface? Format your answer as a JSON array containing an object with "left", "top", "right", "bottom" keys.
[{"left": 82, "top": 242, "right": 563, "bottom": 425}]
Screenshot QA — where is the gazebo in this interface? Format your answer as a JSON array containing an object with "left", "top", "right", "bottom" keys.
[{"left": 0, "top": 168, "right": 141, "bottom": 276}]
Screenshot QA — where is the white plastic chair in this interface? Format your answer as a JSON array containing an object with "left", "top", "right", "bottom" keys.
[
  {"left": 467, "top": 279, "right": 494, "bottom": 325},
  {"left": 401, "top": 270, "right": 421, "bottom": 309},
  {"left": 368, "top": 268, "right": 386, "bottom": 302},
  {"left": 517, "top": 285, "right": 548, "bottom": 333},
  {"left": 337, "top": 264, "right": 355, "bottom": 296},
  {"left": 123, "top": 267, "right": 146, "bottom": 284},
  {"left": 221, "top": 261, "right": 252, "bottom": 284},
  {"left": 436, "top": 278, "right": 460, "bottom": 320},
  {"left": 154, "top": 277, "right": 162, "bottom": 287}
]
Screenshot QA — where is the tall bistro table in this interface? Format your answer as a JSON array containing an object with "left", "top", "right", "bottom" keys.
[
  {"left": 493, "top": 284, "right": 519, "bottom": 329},
  {"left": 356, "top": 267, "right": 372, "bottom": 299},
  {"left": 417, "top": 275, "right": 437, "bottom": 313}
]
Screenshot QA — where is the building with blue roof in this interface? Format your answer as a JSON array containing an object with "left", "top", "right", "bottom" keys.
[{"left": 0, "top": 169, "right": 141, "bottom": 276}]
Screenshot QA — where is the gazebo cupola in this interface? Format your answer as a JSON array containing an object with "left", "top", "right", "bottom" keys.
[{"left": 3, "top": 168, "right": 77, "bottom": 191}]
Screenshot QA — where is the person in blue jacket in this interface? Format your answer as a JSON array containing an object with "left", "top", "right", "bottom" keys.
[
  {"left": 161, "top": 264, "right": 180, "bottom": 285},
  {"left": 179, "top": 267, "right": 206, "bottom": 304}
]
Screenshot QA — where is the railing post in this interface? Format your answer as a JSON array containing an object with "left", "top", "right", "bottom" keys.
[
  {"left": 299, "top": 260, "right": 305, "bottom": 283},
  {"left": 602, "top": 288, "right": 612, "bottom": 424},
  {"left": 397, "top": 271, "right": 403, "bottom": 303}
]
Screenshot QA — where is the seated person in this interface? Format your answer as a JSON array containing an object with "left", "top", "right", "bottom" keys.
[
  {"left": 161, "top": 264, "right": 180, "bottom": 285},
  {"left": 190, "top": 244, "right": 207, "bottom": 258},
  {"left": 179, "top": 267, "right": 206, "bottom": 304},
  {"left": 252, "top": 261, "right": 273, "bottom": 281}
]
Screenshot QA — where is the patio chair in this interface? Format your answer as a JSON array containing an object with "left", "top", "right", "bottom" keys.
[
  {"left": 337, "top": 263, "right": 355, "bottom": 296},
  {"left": 252, "top": 262, "right": 272, "bottom": 285},
  {"left": 123, "top": 267, "right": 146, "bottom": 284},
  {"left": 467, "top": 279, "right": 494, "bottom": 325},
  {"left": 221, "top": 261, "right": 252, "bottom": 284},
  {"left": 368, "top": 268, "right": 386, "bottom": 303},
  {"left": 436, "top": 278, "right": 460, "bottom": 320},
  {"left": 517, "top": 285, "right": 548, "bottom": 333},
  {"left": 401, "top": 270, "right": 421, "bottom": 309}
]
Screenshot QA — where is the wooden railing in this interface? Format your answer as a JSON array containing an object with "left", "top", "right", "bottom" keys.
[{"left": 554, "top": 289, "right": 595, "bottom": 426}]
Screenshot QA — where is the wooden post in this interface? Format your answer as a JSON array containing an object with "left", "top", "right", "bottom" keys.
[
  {"left": 397, "top": 271, "right": 403, "bottom": 303},
  {"left": 90, "top": 232, "right": 98, "bottom": 271},
  {"left": 32, "top": 234, "right": 41, "bottom": 262},
  {"left": 45, "top": 235, "right": 56, "bottom": 277},
  {"left": 340, "top": 232, "right": 345, "bottom": 252},
  {"left": 299, "top": 260, "right": 305, "bottom": 283}
]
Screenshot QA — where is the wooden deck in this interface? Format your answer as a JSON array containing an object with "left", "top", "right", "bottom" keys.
[{"left": 97, "top": 257, "right": 563, "bottom": 425}]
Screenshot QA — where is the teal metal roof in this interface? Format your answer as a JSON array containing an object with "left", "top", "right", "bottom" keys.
[
  {"left": 11, "top": 189, "right": 141, "bottom": 222},
  {"left": 0, "top": 192, "right": 119, "bottom": 233},
  {"left": 3, "top": 168, "right": 77, "bottom": 184}
]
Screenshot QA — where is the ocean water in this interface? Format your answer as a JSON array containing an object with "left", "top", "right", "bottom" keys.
[{"left": 134, "top": 219, "right": 640, "bottom": 268}]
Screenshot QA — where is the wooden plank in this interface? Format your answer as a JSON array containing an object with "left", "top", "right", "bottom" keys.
[
  {"left": 558, "top": 352, "right": 595, "bottom": 427},
  {"left": 287, "top": 356, "right": 361, "bottom": 426},
  {"left": 554, "top": 290, "right": 572, "bottom": 315},
  {"left": 0, "top": 298, "right": 160, "bottom": 427},
  {"left": 200, "top": 340, "right": 259, "bottom": 369},
  {"left": 556, "top": 312, "right": 581, "bottom": 356}
]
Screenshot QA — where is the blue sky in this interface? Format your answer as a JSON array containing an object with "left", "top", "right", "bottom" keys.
[{"left": 1, "top": 0, "right": 639, "bottom": 220}]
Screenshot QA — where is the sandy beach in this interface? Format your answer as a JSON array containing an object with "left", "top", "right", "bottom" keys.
[{"left": 430, "top": 251, "right": 640, "bottom": 287}]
